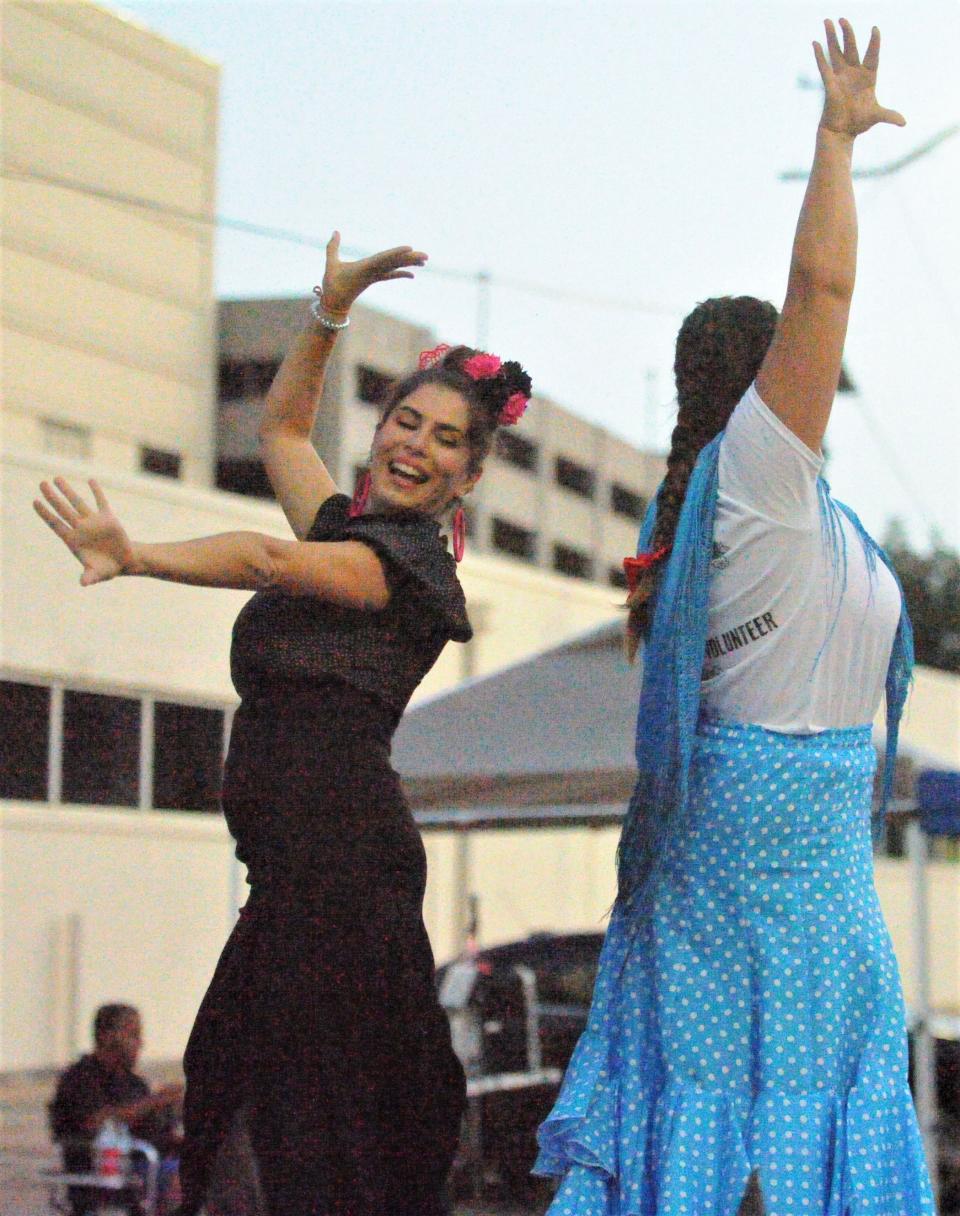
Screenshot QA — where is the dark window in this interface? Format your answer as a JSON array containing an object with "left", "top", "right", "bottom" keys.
[
  {"left": 608, "top": 565, "right": 629, "bottom": 591},
  {"left": 153, "top": 703, "right": 224, "bottom": 813},
  {"left": 140, "top": 447, "right": 182, "bottom": 479},
  {"left": 555, "top": 456, "right": 596, "bottom": 499},
  {"left": 610, "top": 483, "right": 646, "bottom": 521},
  {"left": 491, "top": 518, "right": 536, "bottom": 562},
  {"left": 62, "top": 691, "right": 140, "bottom": 807},
  {"left": 216, "top": 458, "right": 275, "bottom": 499},
  {"left": 356, "top": 365, "right": 394, "bottom": 407},
  {"left": 218, "top": 359, "right": 281, "bottom": 401},
  {"left": 553, "top": 544, "right": 593, "bottom": 580},
  {"left": 0, "top": 681, "right": 49, "bottom": 800},
  {"left": 495, "top": 431, "right": 538, "bottom": 472}
]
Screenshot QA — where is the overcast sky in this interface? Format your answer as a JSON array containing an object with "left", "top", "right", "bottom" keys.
[{"left": 118, "top": 0, "right": 960, "bottom": 550}]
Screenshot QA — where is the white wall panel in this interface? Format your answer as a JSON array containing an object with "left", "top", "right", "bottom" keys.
[
  {"left": 3, "top": 81, "right": 209, "bottom": 216},
  {"left": 2, "top": 3, "right": 215, "bottom": 161},
  {"left": 3, "top": 329, "right": 209, "bottom": 455},
  {"left": 3, "top": 249, "right": 207, "bottom": 386},
  {"left": 1, "top": 178, "right": 209, "bottom": 306}
]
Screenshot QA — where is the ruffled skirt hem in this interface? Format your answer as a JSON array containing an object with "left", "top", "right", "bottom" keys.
[{"left": 534, "top": 1049, "right": 934, "bottom": 1216}]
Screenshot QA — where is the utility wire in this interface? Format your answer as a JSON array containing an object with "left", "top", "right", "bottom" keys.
[
  {"left": 2, "top": 164, "right": 680, "bottom": 317},
  {"left": 779, "top": 123, "right": 959, "bottom": 181},
  {"left": 849, "top": 393, "right": 940, "bottom": 539}
]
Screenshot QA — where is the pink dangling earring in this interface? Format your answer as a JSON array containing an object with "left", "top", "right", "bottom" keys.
[
  {"left": 452, "top": 505, "right": 466, "bottom": 562},
  {"left": 349, "top": 471, "right": 371, "bottom": 519}
]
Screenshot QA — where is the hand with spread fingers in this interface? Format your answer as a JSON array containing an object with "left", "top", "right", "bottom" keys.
[
  {"left": 34, "top": 477, "right": 134, "bottom": 586},
  {"left": 814, "top": 18, "right": 905, "bottom": 138},
  {"left": 319, "top": 231, "right": 428, "bottom": 316}
]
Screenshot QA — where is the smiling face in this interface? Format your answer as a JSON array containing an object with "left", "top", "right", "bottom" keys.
[{"left": 368, "top": 383, "right": 482, "bottom": 517}]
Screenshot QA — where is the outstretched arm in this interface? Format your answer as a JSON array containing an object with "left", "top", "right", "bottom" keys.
[
  {"left": 260, "top": 234, "right": 427, "bottom": 539},
  {"left": 33, "top": 478, "right": 391, "bottom": 610},
  {"left": 756, "top": 19, "right": 904, "bottom": 454}
]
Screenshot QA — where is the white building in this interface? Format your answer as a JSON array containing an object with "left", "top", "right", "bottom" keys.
[{"left": 217, "top": 296, "right": 664, "bottom": 592}]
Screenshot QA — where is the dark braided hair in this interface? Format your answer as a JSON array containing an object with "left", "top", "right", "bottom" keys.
[
  {"left": 625, "top": 296, "right": 779, "bottom": 660},
  {"left": 379, "top": 345, "right": 533, "bottom": 474}
]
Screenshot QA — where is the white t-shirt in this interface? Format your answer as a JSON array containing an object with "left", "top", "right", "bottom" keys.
[{"left": 700, "top": 383, "right": 901, "bottom": 732}]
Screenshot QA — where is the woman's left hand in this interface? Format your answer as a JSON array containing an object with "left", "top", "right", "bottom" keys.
[
  {"left": 814, "top": 18, "right": 905, "bottom": 138},
  {"left": 34, "top": 478, "right": 135, "bottom": 585},
  {"left": 320, "top": 232, "right": 428, "bottom": 315}
]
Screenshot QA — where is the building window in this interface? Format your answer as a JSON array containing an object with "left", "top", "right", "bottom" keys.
[
  {"left": 62, "top": 691, "right": 140, "bottom": 807},
  {"left": 356, "top": 365, "right": 394, "bottom": 407},
  {"left": 216, "top": 458, "right": 274, "bottom": 499},
  {"left": 555, "top": 456, "right": 596, "bottom": 499},
  {"left": 218, "top": 359, "right": 281, "bottom": 401},
  {"left": 610, "top": 483, "right": 647, "bottom": 521},
  {"left": 553, "top": 543, "right": 593, "bottom": 580},
  {"left": 608, "top": 565, "right": 629, "bottom": 591},
  {"left": 491, "top": 518, "right": 536, "bottom": 562},
  {"left": 0, "top": 680, "right": 49, "bottom": 800},
  {"left": 153, "top": 703, "right": 224, "bottom": 812},
  {"left": 140, "top": 447, "right": 182, "bottom": 479},
  {"left": 495, "top": 431, "right": 538, "bottom": 473},
  {"left": 42, "top": 418, "right": 91, "bottom": 459}
]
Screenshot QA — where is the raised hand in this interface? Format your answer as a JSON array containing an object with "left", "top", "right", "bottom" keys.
[
  {"left": 320, "top": 232, "right": 428, "bottom": 314},
  {"left": 34, "top": 478, "right": 134, "bottom": 586},
  {"left": 814, "top": 18, "right": 905, "bottom": 138}
]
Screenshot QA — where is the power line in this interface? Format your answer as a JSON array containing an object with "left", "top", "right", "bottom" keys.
[
  {"left": 2, "top": 164, "right": 680, "bottom": 318},
  {"left": 849, "top": 392, "right": 940, "bottom": 539},
  {"left": 779, "top": 123, "right": 959, "bottom": 181}
]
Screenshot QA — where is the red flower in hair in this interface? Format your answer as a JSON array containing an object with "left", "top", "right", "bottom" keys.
[
  {"left": 418, "top": 344, "right": 451, "bottom": 371},
  {"left": 623, "top": 546, "right": 671, "bottom": 593},
  {"left": 499, "top": 392, "right": 529, "bottom": 426},
  {"left": 463, "top": 352, "right": 502, "bottom": 380}
]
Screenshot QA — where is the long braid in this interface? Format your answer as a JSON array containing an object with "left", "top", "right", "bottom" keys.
[
  {"left": 625, "top": 415, "right": 715, "bottom": 659},
  {"left": 625, "top": 296, "right": 779, "bottom": 661}
]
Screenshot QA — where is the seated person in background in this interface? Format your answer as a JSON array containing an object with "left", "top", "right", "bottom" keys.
[{"left": 49, "top": 1003, "right": 183, "bottom": 1214}]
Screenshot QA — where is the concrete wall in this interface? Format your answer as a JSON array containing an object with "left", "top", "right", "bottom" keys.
[
  {"left": 2, "top": 446, "right": 621, "bottom": 701},
  {"left": 1, "top": 0, "right": 219, "bottom": 485},
  {"left": 4, "top": 796, "right": 955, "bottom": 1071}
]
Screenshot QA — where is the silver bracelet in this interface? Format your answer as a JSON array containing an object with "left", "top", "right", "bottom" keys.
[{"left": 310, "top": 288, "right": 350, "bottom": 331}]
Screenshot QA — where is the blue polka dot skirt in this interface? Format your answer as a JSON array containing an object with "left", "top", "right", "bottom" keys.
[{"left": 535, "top": 720, "right": 935, "bottom": 1215}]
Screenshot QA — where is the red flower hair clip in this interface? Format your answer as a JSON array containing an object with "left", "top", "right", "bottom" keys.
[
  {"left": 623, "top": 546, "right": 671, "bottom": 593},
  {"left": 418, "top": 343, "right": 452, "bottom": 370},
  {"left": 462, "top": 352, "right": 503, "bottom": 380},
  {"left": 499, "top": 392, "right": 529, "bottom": 426}
]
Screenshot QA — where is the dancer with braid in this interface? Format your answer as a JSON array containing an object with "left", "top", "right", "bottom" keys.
[
  {"left": 34, "top": 234, "right": 533, "bottom": 1216},
  {"left": 536, "top": 21, "right": 934, "bottom": 1216}
]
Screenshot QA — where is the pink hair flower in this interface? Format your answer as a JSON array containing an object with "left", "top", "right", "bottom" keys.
[
  {"left": 499, "top": 392, "right": 529, "bottom": 426},
  {"left": 418, "top": 343, "right": 452, "bottom": 371},
  {"left": 463, "top": 352, "right": 503, "bottom": 380}
]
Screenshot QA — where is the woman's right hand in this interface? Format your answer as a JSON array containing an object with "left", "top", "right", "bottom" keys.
[
  {"left": 319, "top": 232, "right": 428, "bottom": 315},
  {"left": 34, "top": 478, "right": 135, "bottom": 586},
  {"left": 814, "top": 18, "right": 905, "bottom": 139}
]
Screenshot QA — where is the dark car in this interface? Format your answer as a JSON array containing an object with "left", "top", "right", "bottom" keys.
[{"left": 437, "top": 932, "right": 604, "bottom": 1202}]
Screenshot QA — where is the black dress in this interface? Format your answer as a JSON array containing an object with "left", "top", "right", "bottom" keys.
[{"left": 178, "top": 496, "right": 471, "bottom": 1216}]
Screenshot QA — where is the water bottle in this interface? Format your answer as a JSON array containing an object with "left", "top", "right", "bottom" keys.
[{"left": 93, "top": 1117, "right": 130, "bottom": 1178}]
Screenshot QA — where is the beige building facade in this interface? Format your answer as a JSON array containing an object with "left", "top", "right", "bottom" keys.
[
  {"left": 1, "top": 0, "right": 220, "bottom": 484},
  {"left": 218, "top": 297, "right": 665, "bottom": 593}
]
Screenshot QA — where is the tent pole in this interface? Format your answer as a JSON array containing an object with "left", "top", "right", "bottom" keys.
[{"left": 907, "top": 817, "right": 939, "bottom": 1206}]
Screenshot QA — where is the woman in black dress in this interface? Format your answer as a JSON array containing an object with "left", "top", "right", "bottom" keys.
[{"left": 34, "top": 234, "right": 534, "bottom": 1216}]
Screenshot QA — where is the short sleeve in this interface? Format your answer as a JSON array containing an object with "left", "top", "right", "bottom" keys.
[
  {"left": 719, "top": 382, "right": 823, "bottom": 528},
  {"left": 49, "top": 1063, "right": 102, "bottom": 1139},
  {"left": 305, "top": 493, "right": 353, "bottom": 541},
  {"left": 314, "top": 499, "right": 472, "bottom": 643}
]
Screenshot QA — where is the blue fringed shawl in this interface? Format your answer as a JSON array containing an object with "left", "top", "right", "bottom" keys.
[{"left": 616, "top": 435, "right": 914, "bottom": 903}]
